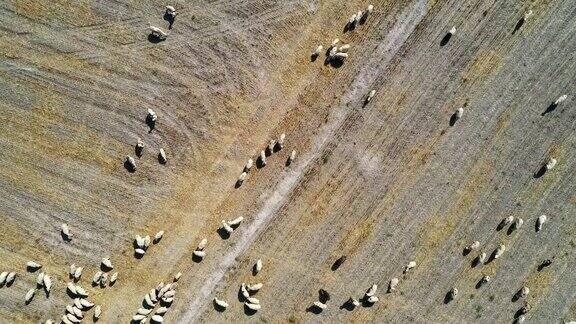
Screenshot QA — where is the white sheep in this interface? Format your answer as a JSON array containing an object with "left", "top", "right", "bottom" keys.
[
  {"left": 349, "top": 297, "right": 360, "bottom": 306},
  {"left": 448, "top": 26, "right": 456, "bottom": 35},
  {"left": 247, "top": 296, "right": 260, "bottom": 304},
  {"left": 144, "top": 294, "right": 155, "bottom": 308},
  {"left": 66, "top": 305, "right": 75, "bottom": 315},
  {"left": 148, "top": 26, "right": 168, "bottom": 38},
  {"left": 536, "top": 215, "right": 547, "bottom": 232},
  {"left": 94, "top": 305, "right": 101, "bottom": 320},
  {"left": 228, "top": 216, "right": 244, "bottom": 226},
  {"left": 328, "top": 46, "right": 338, "bottom": 59},
  {"left": 37, "top": 272, "right": 45, "bottom": 286},
  {"left": 6, "top": 272, "right": 16, "bottom": 284},
  {"left": 478, "top": 275, "right": 490, "bottom": 287},
  {"left": 165, "top": 5, "right": 177, "bottom": 17},
  {"left": 313, "top": 301, "right": 327, "bottom": 309},
  {"left": 277, "top": 133, "right": 286, "bottom": 149},
  {"left": 367, "top": 296, "right": 379, "bottom": 303},
  {"left": 287, "top": 150, "right": 296, "bottom": 164},
  {"left": 75, "top": 286, "right": 88, "bottom": 297},
  {"left": 355, "top": 11, "right": 362, "bottom": 26},
  {"left": 137, "top": 308, "right": 152, "bottom": 315},
  {"left": 515, "top": 315, "right": 526, "bottom": 324},
  {"left": 100, "top": 273, "right": 108, "bottom": 287},
  {"left": 466, "top": 241, "right": 480, "bottom": 252},
  {"left": 110, "top": 272, "right": 118, "bottom": 285},
  {"left": 0, "top": 271, "right": 8, "bottom": 285},
  {"left": 455, "top": 107, "right": 464, "bottom": 120},
  {"left": 545, "top": 158, "right": 557, "bottom": 171},
  {"left": 214, "top": 297, "right": 229, "bottom": 309},
  {"left": 71, "top": 306, "right": 83, "bottom": 318},
  {"left": 101, "top": 257, "right": 113, "bottom": 270},
  {"left": 147, "top": 108, "right": 157, "bottom": 121},
  {"left": 331, "top": 38, "right": 340, "bottom": 47},
  {"left": 448, "top": 287, "right": 458, "bottom": 300},
  {"left": 388, "top": 278, "right": 399, "bottom": 292},
  {"left": 135, "top": 248, "right": 146, "bottom": 257},
  {"left": 193, "top": 250, "right": 206, "bottom": 258},
  {"left": 241, "top": 283, "right": 250, "bottom": 299},
  {"left": 143, "top": 235, "right": 151, "bottom": 248},
  {"left": 524, "top": 10, "right": 533, "bottom": 20},
  {"left": 311, "top": 45, "right": 323, "bottom": 58},
  {"left": 135, "top": 235, "right": 145, "bottom": 248},
  {"left": 162, "top": 296, "right": 174, "bottom": 304},
  {"left": 156, "top": 306, "right": 168, "bottom": 315},
  {"left": 159, "top": 148, "right": 167, "bottom": 164},
  {"left": 221, "top": 221, "right": 233, "bottom": 234},
  {"left": 246, "top": 302, "right": 261, "bottom": 311},
  {"left": 367, "top": 5, "right": 374, "bottom": 14},
  {"left": 154, "top": 230, "right": 164, "bottom": 242},
  {"left": 339, "top": 44, "right": 351, "bottom": 53},
  {"left": 349, "top": 14, "right": 357, "bottom": 25},
  {"left": 125, "top": 156, "right": 136, "bottom": 170},
  {"left": 73, "top": 298, "right": 83, "bottom": 309},
  {"left": 43, "top": 275, "right": 52, "bottom": 293},
  {"left": 69, "top": 264, "right": 76, "bottom": 276},
  {"left": 73, "top": 267, "right": 83, "bottom": 280},
  {"left": 62, "top": 223, "right": 71, "bottom": 238},
  {"left": 334, "top": 52, "right": 348, "bottom": 59},
  {"left": 25, "top": 288, "right": 35, "bottom": 303},
  {"left": 237, "top": 172, "right": 247, "bottom": 184},
  {"left": 27, "top": 261, "right": 42, "bottom": 271},
  {"left": 365, "top": 284, "right": 377, "bottom": 297},
  {"left": 150, "top": 288, "right": 158, "bottom": 302},
  {"left": 494, "top": 244, "right": 506, "bottom": 259},
  {"left": 245, "top": 159, "right": 254, "bottom": 172},
  {"left": 512, "top": 218, "right": 524, "bottom": 231},
  {"left": 67, "top": 282, "right": 78, "bottom": 295},
  {"left": 197, "top": 238, "right": 207, "bottom": 250},
  {"left": 404, "top": 261, "right": 416, "bottom": 273},
  {"left": 132, "top": 314, "right": 146, "bottom": 321},
  {"left": 61, "top": 315, "right": 73, "bottom": 324},
  {"left": 267, "top": 139, "right": 276, "bottom": 154},
  {"left": 247, "top": 282, "right": 263, "bottom": 291},
  {"left": 151, "top": 314, "right": 164, "bottom": 323},
  {"left": 501, "top": 216, "right": 514, "bottom": 227},
  {"left": 92, "top": 272, "right": 102, "bottom": 285},
  {"left": 259, "top": 150, "right": 267, "bottom": 166},
  {"left": 174, "top": 272, "right": 182, "bottom": 282},
  {"left": 66, "top": 314, "right": 80, "bottom": 323},
  {"left": 519, "top": 286, "right": 529, "bottom": 298},
  {"left": 255, "top": 259, "right": 263, "bottom": 274},
  {"left": 554, "top": 94, "right": 567, "bottom": 105}
]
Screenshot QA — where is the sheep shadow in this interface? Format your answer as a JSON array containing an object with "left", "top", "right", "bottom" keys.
[
  {"left": 285, "top": 157, "right": 293, "bottom": 167},
  {"left": 440, "top": 33, "right": 453, "bottom": 46},
  {"left": 147, "top": 34, "right": 166, "bottom": 44},
  {"left": 160, "top": 299, "right": 173, "bottom": 308},
  {"left": 237, "top": 287, "right": 246, "bottom": 302},
  {"left": 235, "top": 180, "right": 244, "bottom": 189},
  {"left": 256, "top": 157, "right": 266, "bottom": 169},
  {"left": 145, "top": 115, "right": 156, "bottom": 132},
  {"left": 217, "top": 228, "right": 230, "bottom": 240},
  {"left": 306, "top": 304, "right": 324, "bottom": 314},
  {"left": 318, "top": 289, "right": 330, "bottom": 303},
  {"left": 163, "top": 12, "right": 175, "bottom": 30},
  {"left": 67, "top": 288, "right": 78, "bottom": 298},
  {"left": 310, "top": 53, "right": 319, "bottom": 62},
  {"left": 243, "top": 304, "right": 258, "bottom": 316},
  {"left": 329, "top": 58, "right": 345, "bottom": 69},
  {"left": 100, "top": 263, "right": 113, "bottom": 272},
  {"left": 462, "top": 247, "right": 472, "bottom": 256},
  {"left": 537, "top": 260, "right": 552, "bottom": 271},
  {"left": 443, "top": 292, "right": 454, "bottom": 304},
  {"left": 5, "top": 280, "right": 14, "bottom": 288},
  {"left": 213, "top": 300, "right": 227, "bottom": 312},
  {"left": 512, "top": 18, "right": 525, "bottom": 35},
  {"left": 157, "top": 153, "right": 166, "bottom": 165},
  {"left": 344, "top": 22, "right": 354, "bottom": 33},
  {"left": 360, "top": 296, "right": 376, "bottom": 308},
  {"left": 507, "top": 224, "right": 518, "bottom": 235},
  {"left": 252, "top": 264, "right": 259, "bottom": 276},
  {"left": 533, "top": 166, "right": 547, "bottom": 178},
  {"left": 124, "top": 160, "right": 136, "bottom": 173},
  {"left": 511, "top": 290, "right": 522, "bottom": 302},
  {"left": 475, "top": 279, "right": 486, "bottom": 289},
  {"left": 26, "top": 266, "right": 40, "bottom": 273},
  {"left": 340, "top": 299, "right": 357, "bottom": 311},
  {"left": 331, "top": 256, "right": 347, "bottom": 271},
  {"left": 541, "top": 102, "right": 558, "bottom": 116},
  {"left": 134, "top": 251, "right": 144, "bottom": 260},
  {"left": 514, "top": 307, "right": 528, "bottom": 319},
  {"left": 61, "top": 231, "right": 72, "bottom": 242},
  {"left": 496, "top": 219, "right": 509, "bottom": 231},
  {"left": 135, "top": 144, "right": 144, "bottom": 158},
  {"left": 273, "top": 143, "right": 283, "bottom": 153},
  {"left": 449, "top": 113, "right": 458, "bottom": 126},
  {"left": 192, "top": 254, "right": 204, "bottom": 263}
]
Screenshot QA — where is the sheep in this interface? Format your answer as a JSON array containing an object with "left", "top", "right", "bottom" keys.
[
  {"left": 92, "top": 272, "right": 102, "bottom": 285},
  {"left": 266, "top": 140, "right": 276, "bottom": 155},
  {"left": 338, "top": 44, "right": 351, "bottom": 53},
  {"left": 110, "top": 272, "right": 118, "bottom": 285},
  {"left": 365, "top": 284, "right": 377, "bottom": 297},
  {"left": 43, "top": 275, "right": 52, "bottom": 293},
  {"left": 193, "top": 250, "right": 206, "bottom": 258},
  {"left": 228, "top": 216, "right": 244, "bottom": 226},
  {"left": 152, "top": 314, "right": 164, "bottom": 323},
  {"left": 165, "top": 5, "right": 177, "bottom": 17},
  {"left": 220, "top": 221, "right": 233, "bottom": 234},
  {"left": 137, "top": 308, "right": 152, "bottom": 315},
  {"left": 100, "top": 273, "right": 108, "bottom": 287},
  {"left": 536, "top": 215, "right": 547, "bottom": 232},
  {"left": 71, "top": 306, "right": 83, "bottom": 319},
  {"left": 388, "top": 278, "right": 399, "bottom": 292},
  {"left": 73, "top": 298, "right": 83, "bottom": 309},
  {"left": 62, "top": 223, "right": 71, "bottom": 239},
  {"left": 66, "top": 305, "right": 75, "bottom": 314},
  {"left": 404, "top": 261, "right": 416, "bottom": 273},
  {"left": 254, "top": 259, "right": 263, "bottom": 274},
  {"left": 125, "top": 156, "right": 136, "bottom": 171},
  {"left": 241, "top": 283, "right": 250, "bottom": 299},
  {"left": 246, "top": 302, "right": 261, "bottom": 311},
  {"left": 195, "top": 238, "right": 207, "bottom": 250},
  {"left": 366, "top": 5, "right": 374, "bottom": 14},
  {"left": 328, "top": 46, "right": 338, "bottom": 59},
  {"left": 313, "top": 301, "right": 327, "bottom": 309},
  {"left": 27, "top": 261, "right": 42, "bottom": 271},
  {"left": 244, "top": 159, "right": 254, "bottom": 173},
  {"left": 159, "top": 148, "right": 167, "bottom": 164},
  {"left": 154, "top": 231, "right": 164, "bottom": 243},
  {"left": 162, "top": 296, "right": 174, "bottom": 304},
  {"left": 73, "top": 267, "right": 83, "bottom": 281},
  {"left": 348, "top": 14, "right": 357, "bottom": 26},
  {"left": 69, "top": 264, "right": 76, "bottom": 277},
  {"left": 36, "top": 272, "right": 45, "bottom": 286},
  {"left": 135, "top": 248, "right": 146, "bottom": 257},
  {"left": 455, "top": 107, "right": 464, "bottom": 120},
  {"left": 348, "top": 297, "right": 360, "bottom": 306},
  {"left": 287, "top": 150, "right": 296, "bottom": 165},
  {"left": 277, "top": 133, "right": 286, "bottom": 150},
  {"left": 61, "top": 315, "right": 73, "bottom": 324},
  {"left": 6, "top": 272, "right": 16, "bottom": 284},
  {"left": 518, "top": 286, "right": 529, "bottom": 298},
  {"left": 511, "top": 218, "right": 524, "bottom": 231},
  {"left": 132, "top": 314, "right": 146, "bottom": 321},
  {"left": 311, "top": 45, "right": 323, "bottom": 59},
  {"left": 247, "top": 283, "right": 263, "bottom": 291},
  {"left": 545, "top": 158, "right": 557, "bottom": 171},
  {"left": 66, "top": 314, "right": 80, "bottom": 323},
  {"left": 156, "top": 306, "right": 168, "bottom": 315},
  {"left": 259, "top": 150, "right": 267, "bottom": 167},
  {"left": 499, "top": 216, "right": 514, "bottom": 229},
  {"left": 554, "top": 94, "right": 568, "bottom": 105},
  {"left": 515, "top": 315, "right": 525, "bottom": 324},
  {"left": 331, "top": 38, "right": 340, "bottom": 48},
  {"left": 447, "top": 287, "right": 458, "bottom": 301},
  {"left": 237, "top": 172, "right": 247, "bottom": 185},
  {"left": 149, "top": 288, "right": 158, "bottom": 302},
  {"left": 135, "top": 235, "right": 145, "bottom": 248},
  {"left": 365, "top": 89, "right": 376, "bottom": 104},
  {"left": 101, "top": 257, "right": 113, "bottom": 270},
  {"left": 214, "top": 297, "right": 229, "bottom": 309},
  {"left": 334, "top": 52, "right": 348, "bottom": 60},
  {"left": 247, "top": 296, "right": 260, "bottom": 304},
  {"left": 25, "top": 288, "right": 35, "bottom": 303},
  {"left": 75, "top": 286, "right": 88, "bottom": 297},
  {"left": 513, "top": 10, "right": 533, "bottom": 34},
  {"left": 136, "top": 139, "right": 145, "bottom": 157},
  {"left": 67, "top": 282, "right": 78, "bottom": 295},
  {"left": 355, "top": 11, "right": 362, "bottom": 26},
  {"left": 465, "top": 241, "right": 480, "bottom": 253},
  {"left": 45, "top": 320, "right": 54, "bottom": 324},
  {"left": 149, "top": 26, "right": 168, "bottom": 38},
  {"left": 367, "top": 296, "right": 379, "bottom": 303},
  {"left": 155, "top": 282, "right": 164, "bottom": 292},
  {"left": 441, "top": 27, "right": 456, "bottom": 46},
  {"left": 0, "top": 271, "right": 8, "bottom": 285},
  {"left": 94, "top": 305, "right": 101, "bottom": 320},
  {"left": 174, "top": 272, "right": 182, "bottom": 282},
  {"left": 448, "top": 26, "right": 456, "bottom": 35},
  {"left": 518, "top": 303, "right": 531, "bottom": 315},
  {"left": 478, "top": 275, "right": 490, "bottom": 287},
  {"left": 494, "top": 244, "right": 506, "bottom": 259},
  {"left": 144, "top": 294, "right": 156, "bottom": 308}
]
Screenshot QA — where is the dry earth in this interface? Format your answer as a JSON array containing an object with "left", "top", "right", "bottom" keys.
[{"left": 0, "top": 0, "right": 575, "bottom": 323}]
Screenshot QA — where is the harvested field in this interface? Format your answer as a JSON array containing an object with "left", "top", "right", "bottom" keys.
[{"left": 0, "top": 0, "right": 575, "bottom": 323}]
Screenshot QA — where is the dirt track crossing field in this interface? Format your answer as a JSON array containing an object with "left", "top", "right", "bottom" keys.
[{"left": 0, "top": 0, "right": 575, "bottom": 323}]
